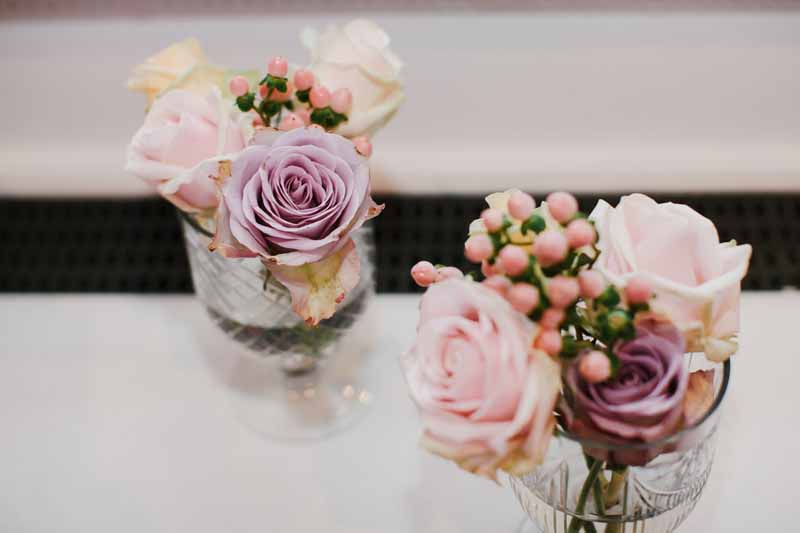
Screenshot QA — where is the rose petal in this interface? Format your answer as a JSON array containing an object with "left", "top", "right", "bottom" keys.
[
  {"left": 683, "top": 370, "right": 716, "bottom": 425},
  {"left": 266, "top": 237, "right": 361, "bottom": 325}
]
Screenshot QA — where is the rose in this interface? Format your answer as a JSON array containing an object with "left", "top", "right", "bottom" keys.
[
  {"left": 565, "top": 318, "right": 688, "bottom": 465},
  {"left": 301, "top": 19, "right": 404, "bottom": 138},
  {"left": 590, "top": 193, "right": 752, "bottom": 362},
  {"left": 402, "top": 278, "right": 561, "bottom": 480},
  {"left": 127, "top": 38, "right": 215, "bottom": 104},
  {"left": 210, "top": 127, "right": 383, "bottom": 325},
  {"left": 125, "top": 88, "right": 248, "bottom": 212}
]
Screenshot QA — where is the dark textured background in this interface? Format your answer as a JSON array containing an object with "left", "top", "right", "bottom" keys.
[{"left": 1, "top": 193, "right": 796, "bottom": 293}]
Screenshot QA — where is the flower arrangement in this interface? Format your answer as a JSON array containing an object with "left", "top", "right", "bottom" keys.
[
  {"left": 402, "top": 190, "right": 751, "bottom": 495},
  {"left": 124, "top": 20, "right": 403, "bottom": 325}
]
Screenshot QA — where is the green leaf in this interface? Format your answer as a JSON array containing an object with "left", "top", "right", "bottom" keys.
[
  {"left": 283, "top": 100, "right": 295, "bottom": 111},
  {"left": 596, "top": 285, "right": 621, "bottom": 308},
  {"left": 296, "top": 88, "right": 310, "bottom": 103},
  {"left": 236, "top": 93, "right": 255, "bottom": 111},
  {"left": 260, "top": 99, "right": 281, "bottom": 116},
  {"left": 522, "top": 214, "right": 546, "bottom": 234},
  {"left": 489, "top": 232, "right": 505, "bottom": 253},
  {"left": 560, "top": 336, "right": 580, "bottom": 359},
  {"left": 576, "top": 253, "right": 593, "bottom": 268},
  {"left": 607, "top": 349, "right": 621, "bottom": 378},
  {"left": 311, "top": 107, "right": 338, "bottom": 129}
]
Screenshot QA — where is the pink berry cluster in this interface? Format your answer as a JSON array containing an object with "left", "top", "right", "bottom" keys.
[
  {"left": 411, "top": 190, "right": 657, "bottom": 385},
  {"left": 228, "top": 56, "right": 371, "bottom": 156}
]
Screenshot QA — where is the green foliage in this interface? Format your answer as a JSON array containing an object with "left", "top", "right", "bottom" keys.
[
  {"left": 260, "top": 99, "right": 281, "bottom": 116},
  {"left": 260, "top": 74, "right": 288, "bottom": 93},
  {"left": 310, "top": 107, "right": 348, "bottom": 130},
  {"left": 596, "top": 285, "right": 621, "bottom": 308},
  {"left": 236, "top": 93, "right": 255, "bottom": 111},
  {"left": 521, "top": 214, "right": 546, "bottom": 235},
  {"left": 295, "top": 88, "right": 310, "bottom": 103}
]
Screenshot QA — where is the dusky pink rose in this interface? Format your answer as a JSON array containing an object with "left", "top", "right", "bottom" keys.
[
  {"left": 565, "top": 319, "right": 689, "bottom": 466},
  {"left": 210, "top": 127, "right": 383, "bottom": 325},
  {"left": 590, "top": 194, "right": 752, "bottom": 362},
  {"left": 125, "top": 88, "right": 247, "bottom": 212},
  {"left": 402, "top": 279, "right": 561, "bottom": 480}
]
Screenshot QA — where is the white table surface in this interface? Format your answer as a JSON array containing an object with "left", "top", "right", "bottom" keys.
[{"left": 0, "top": 292, "right": 797, "bottom": 532}]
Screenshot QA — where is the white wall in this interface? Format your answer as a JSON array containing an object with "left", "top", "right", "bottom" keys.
[{"left": 1, "top": 12, "right": 799, "bottom": 196}]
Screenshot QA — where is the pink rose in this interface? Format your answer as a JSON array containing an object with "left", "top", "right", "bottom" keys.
[
  {"left": 590, "top": 194, "right": 751, "bottom": 362},
  {"left": 125, "top": 88, "right": 248, "bottom": 212},
  {"left": 402, "top": 279, "right": 561, "bottom": 480}
]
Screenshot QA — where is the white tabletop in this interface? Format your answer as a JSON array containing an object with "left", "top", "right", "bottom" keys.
[{"left": 0, "top": 292, "right": 797, "bottom": 532}]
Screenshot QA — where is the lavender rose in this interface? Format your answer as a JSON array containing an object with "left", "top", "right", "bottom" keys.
[
  {"left": 210, "top": 127, "right": 383, "bottom": 324},
  {"left": 565, "top": 317, "right": 689, "bottom": 465}
]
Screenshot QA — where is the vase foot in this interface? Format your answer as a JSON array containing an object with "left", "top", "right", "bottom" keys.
[{"left": 230, "top": 366, "right": 373, "bottom": 441}]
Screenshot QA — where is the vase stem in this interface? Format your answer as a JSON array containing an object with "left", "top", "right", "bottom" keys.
[{"left": 280, "top": 352, "right": 318, "bottom": 375}]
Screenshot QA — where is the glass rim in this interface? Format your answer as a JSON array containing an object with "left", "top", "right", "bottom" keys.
[{"left": 556, "top": 357, "right": 731, "bottom": 451}]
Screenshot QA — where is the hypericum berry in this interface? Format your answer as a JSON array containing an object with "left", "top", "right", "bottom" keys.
[
  {"left": 498, "top": 245, "right": 529, "bottom": 276},
  {"left": 483, "top": 275, "right": 512, "bottom": 296},
  {"left": 268, "top": 56, "right": 288, "bottom": 78},
  {"left": 624, "top": 276, "right": 653, "bottom": 304},
  {"left": 547, "top": 191, "right": 579, "bottom": 224},
  {"left": 507, "top": 283, "right": 540, "bottom": 315},
  {"left": 293, "top": 69, "right": 315, "bottom": 91},
  {"left": 533, "top": 229, "right": 569, "bottom": 267},
  {"left": 309, "top": 86, "right": 331, "bottom": 108},
  {"left": 271, "top": 80, "right": 294, "bottom": 102},
  {"left": 228, "top": 76, "right": 249, "bottom": 97},
  {"left": 535, "top": 330, "right": 563, "bottom": 356},
  {"left": 547, "top": 275, "right": 580, "bottom": 309},
  {"left": 410, "top": 261, "right": 438, "bottom": 287},
  {"left": 578, "top": 270, "right": 606, "bottom": 299},
  {"left": 508, "top": 191, "right": 536, "bottom": 221},
  {"left": 481, "top": 208, "right": 504, "bottom": 233},
  {"left": 464, "top": 235, "right": 494, "bottom": 263},
  {"left": 579, "top": 350, "right": 611, "bottom": 383},
  {"left": 540, "top": 308, "right": 565, "bottom": 330},
  {"left": 565, "top": 219, "right": 596, "bottom": 249},
  {"left": 352, "top": 136, "right": 372, "bottom": 157},
  {"left": 436, "top": 266, "right": 463, "bottom": 282},
  {"left": 278, "top": 112, "right": 304, "bottom": 131},
  {"left": 481, "top": 260, "right": 502, "bottom": 278},
  {"left": 330, "top": 88, "right": 353, "bottom": 114},
  {"left": 295, "top": 108, "right": 312, "bottom": 125},
  {"left": 607, "top": 309, "right": 630, "bottom": 331}
]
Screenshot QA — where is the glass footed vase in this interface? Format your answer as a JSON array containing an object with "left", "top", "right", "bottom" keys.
[
  {"left": 180, "top": 212, "right": 377, "bottom": 441},
  {"left": 511, "top": 357, "right": 730, "bottom": 533}
]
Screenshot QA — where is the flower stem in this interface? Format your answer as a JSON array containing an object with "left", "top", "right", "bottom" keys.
[
  {"left": 567, "top": 458, "right": 604, "bottom": 533},
  {"left": 603, "top": 469, "right": 629, "bottom": 533},
  {"left": 592, "top": 475, "right": 606, "bottom": 517}
]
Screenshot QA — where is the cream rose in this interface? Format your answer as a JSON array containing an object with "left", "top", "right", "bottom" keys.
[
  {"left": 125, "top": 88, "right": 248, "bottom": 212},
  {"left": 402, "top": 279, "right": 561, "bottom": 480},
  {"left": 590, "top": 194, "right": 752, "bottom": 362},
  {"left": 468, "top": 189, "right": 559, "bottom": 245},
  {"left": 301, "top": 19, "right": 404, "bottom": 138},
  {"left": 127, "top": 38, "right": 214, "bottom": 104}
]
